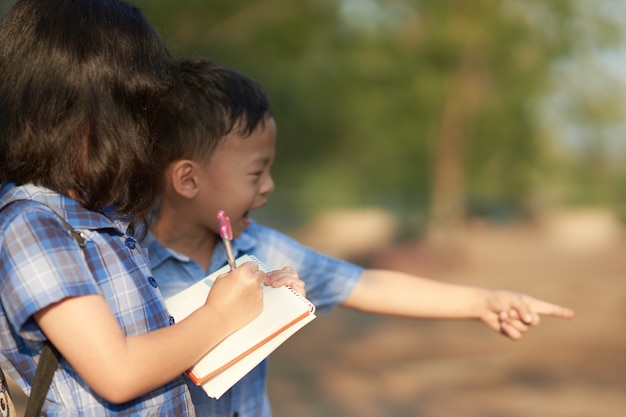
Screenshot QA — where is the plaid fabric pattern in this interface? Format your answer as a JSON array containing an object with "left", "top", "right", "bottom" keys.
[
  {"left": 143, "top": 219, "right": 363, "bottom": 417},
  {"left": 0, "top": 183, "right": 194, "bottom": 417}
]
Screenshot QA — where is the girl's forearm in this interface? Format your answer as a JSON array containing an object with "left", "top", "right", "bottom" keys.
[{"left": 35, "top": 295, "right": 236, "bottom": 403}]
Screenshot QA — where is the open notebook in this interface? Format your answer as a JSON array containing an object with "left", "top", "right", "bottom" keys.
[{"left": 164, "top": 254, "right": 316, "bottom": 399}]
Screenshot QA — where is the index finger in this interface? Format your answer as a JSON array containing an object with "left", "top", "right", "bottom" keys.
[{"left": 527, "top": 296, "right": 575, "bottom": 319}]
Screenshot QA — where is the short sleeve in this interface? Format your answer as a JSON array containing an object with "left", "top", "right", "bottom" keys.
[
  {"left": 250, "top": 223, "right": 363, "bottom": 314},
  {"left": 0, "top": 204, "right": 100, "bottom": 340}
]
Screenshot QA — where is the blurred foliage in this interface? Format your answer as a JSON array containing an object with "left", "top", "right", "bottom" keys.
[
  {"left": 132, "top": 0, "right": 626, "bottom": 233},
  {"left": 2, "top": 0, "right": 625, "bottom": 233}
]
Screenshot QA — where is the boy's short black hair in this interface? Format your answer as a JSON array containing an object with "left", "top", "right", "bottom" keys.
[
  {"left": 155, "top": 57, "right": 272, "bottom": 165},
  {"left": 0, "top": 0, "right": 174, "bottom": 222}
]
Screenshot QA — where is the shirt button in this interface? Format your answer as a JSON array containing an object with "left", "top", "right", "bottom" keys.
[
  {"left": 125, "top": 237, "right": 136, "bottom": 249},
  {"left": 148, "top": 277, "right": 158, "bottom": 288},
  {"left": 169, "top": 316, "right": 176, "bottom": 325}
]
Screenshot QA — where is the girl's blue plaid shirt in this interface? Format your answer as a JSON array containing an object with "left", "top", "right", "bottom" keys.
[{"left": 0, "top": 183, "right": 194, "bottom": 416}]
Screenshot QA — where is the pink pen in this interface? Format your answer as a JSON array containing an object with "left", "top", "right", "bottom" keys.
[{"left": 217, "top": 210, "right": 236, "bottom": 270}]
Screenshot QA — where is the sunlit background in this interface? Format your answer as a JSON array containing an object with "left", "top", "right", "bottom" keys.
[
  {"left": 2, "top": 0, "right": 626, "bottom": 416},
  {"left": 126, "top": 0, "right": 626, "bottom": 236}
]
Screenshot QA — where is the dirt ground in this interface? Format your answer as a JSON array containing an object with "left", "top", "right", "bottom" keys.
[
  {"left": 7, "top": 209, "right": 626, "bottom": 417},
  {"left": 267, "top": 209, "right": 626, "bottom": 417}
]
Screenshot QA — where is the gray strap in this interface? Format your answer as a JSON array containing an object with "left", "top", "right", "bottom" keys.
[
  {"left": 1, "top": 199, "right": 87, "bottom": 415},
  {"left": 23, "top": 343, "right": 61, "bottom": 417}
]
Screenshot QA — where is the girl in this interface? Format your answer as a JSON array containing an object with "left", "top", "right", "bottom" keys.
[{"left": 0, "top": 1, "right": 297, "bottom": 415}]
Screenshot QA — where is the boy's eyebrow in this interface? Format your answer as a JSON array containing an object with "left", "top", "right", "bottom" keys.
[{"left": 249, "top": 155, "right": 273, "bottom": 166}]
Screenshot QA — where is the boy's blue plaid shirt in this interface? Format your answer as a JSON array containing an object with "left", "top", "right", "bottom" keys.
[{"left": 143, "top": 219, "right": 363, "bottom": 417}]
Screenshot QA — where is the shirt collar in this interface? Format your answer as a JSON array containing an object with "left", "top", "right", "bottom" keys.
[
  {"left": 0, "top": 182, "right": 128, "bottom": 234},
  {"left": 141, "top": 230, "right": 190, "bottom": 271},
  {"left": 142, "top": 219, "right": 260, "bottom": 272}
]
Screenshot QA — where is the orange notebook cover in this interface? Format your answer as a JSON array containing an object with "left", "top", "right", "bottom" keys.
[{"left": 164, "top": 255, "right": 316, "bottom": 399}]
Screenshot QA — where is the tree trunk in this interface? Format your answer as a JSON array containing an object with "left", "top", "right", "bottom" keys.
[{"left": 428, "top": 40, "right": 484, "bottom": 253}]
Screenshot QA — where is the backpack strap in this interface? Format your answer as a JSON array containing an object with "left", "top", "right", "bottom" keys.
[
  {"left": 43, "top": 206, "right": 86, "bottom": 248},
  {"left": 23, "top": 343, "right": 61, "bottom": 417},
  {"left": 1, "top": 199, "right": 86, "bottom": 417},
  {"left": 0, "top": 199, "right": 85, "bottom": 248}
]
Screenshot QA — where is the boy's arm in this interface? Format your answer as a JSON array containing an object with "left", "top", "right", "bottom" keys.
[
  {"left": 341, "top": 269, "right": 574, "bottom": 340},
  {"left": 34, "top": 261, "right": 265, "bottom": 404}
]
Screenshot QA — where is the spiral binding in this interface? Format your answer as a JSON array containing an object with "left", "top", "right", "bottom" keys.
[{"left": 244, "top": 255, "right": 316, "bottom": 314}]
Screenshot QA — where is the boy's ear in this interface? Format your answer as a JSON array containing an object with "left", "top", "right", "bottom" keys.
[{"left": 169, "top": 160, "right": 200, "bottom": 199}]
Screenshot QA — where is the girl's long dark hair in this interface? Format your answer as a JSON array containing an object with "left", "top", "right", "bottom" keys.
[{"left": 0, "top": 0, "right": 174, "bottom": 225}]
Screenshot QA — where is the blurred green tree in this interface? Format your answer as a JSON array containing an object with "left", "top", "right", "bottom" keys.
[
  {"left": 133, "top": 0, "right": 624, "bottom": 238},
  {"left": 4, "top": 0, "right": 623, "bottom": 236}
]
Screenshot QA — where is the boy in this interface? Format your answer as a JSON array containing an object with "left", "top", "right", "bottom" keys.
[{"left": 143, "top": 57, "right": 575, "bottom": 417}]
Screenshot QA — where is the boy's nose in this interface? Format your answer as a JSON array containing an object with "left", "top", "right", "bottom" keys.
[{"left": 260, "top": 175, "right": 274, "bottom": 196}]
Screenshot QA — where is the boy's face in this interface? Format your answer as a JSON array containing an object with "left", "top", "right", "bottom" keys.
[{"left": 196, "top": 114, "right": 276, "bottom": 239}]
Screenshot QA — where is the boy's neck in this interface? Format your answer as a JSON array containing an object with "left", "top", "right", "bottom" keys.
[{"left": 151, "top": 213, "right": 217, "bottom": 273}]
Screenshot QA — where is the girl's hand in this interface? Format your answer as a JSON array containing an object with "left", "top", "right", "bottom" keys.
[
  {"left": 265, "top": 266, "right": 306, "bottom": 297},
  {"left": 206, "top": 261, "right": 266, "bottom": 331},
  {"left": 480, "top": 290, "right": 575, "bottom": 340}
]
